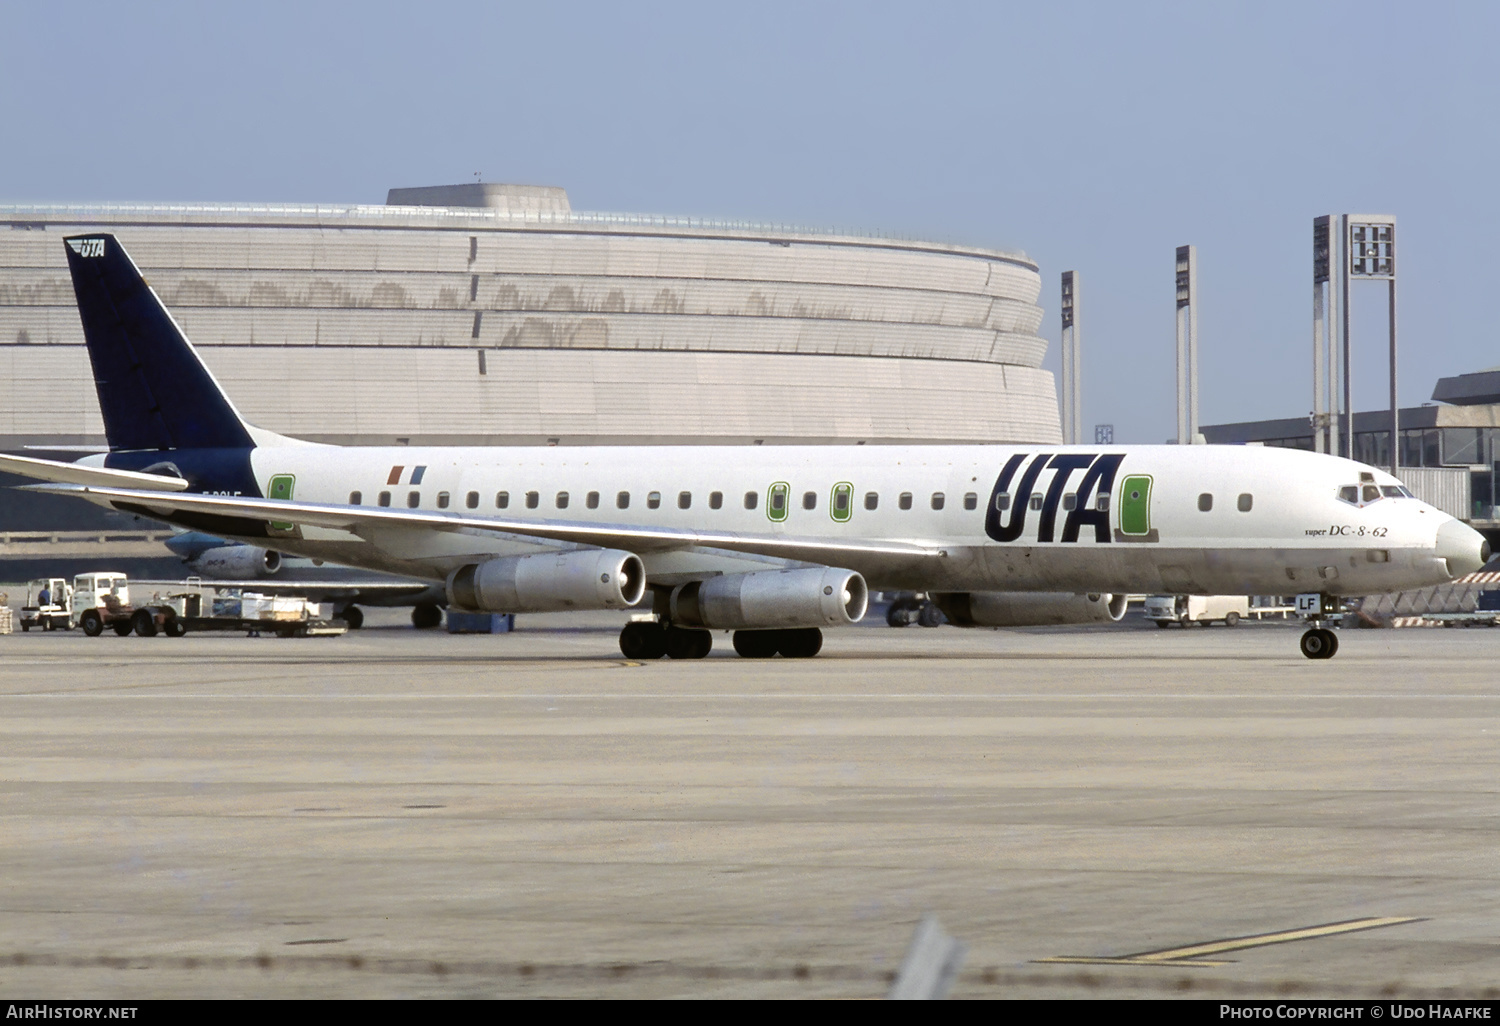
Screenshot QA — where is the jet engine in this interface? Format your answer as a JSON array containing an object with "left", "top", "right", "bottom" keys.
[
  {"left": 668, "top": 567, "right": 868, "bottom": 630},
  {"left": 933, "top": 591, "right": 1127, "bottom": 627},
  {"left": 189, "top": 545, "right": 283, "bottom": 579},
  {"left": 446, "top": 549, "right": 646, "bottom": 613}
]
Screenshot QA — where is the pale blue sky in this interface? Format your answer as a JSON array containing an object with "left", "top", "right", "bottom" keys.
[{"left": 3, "top": 1, "right": 1494, "bottom": 443}]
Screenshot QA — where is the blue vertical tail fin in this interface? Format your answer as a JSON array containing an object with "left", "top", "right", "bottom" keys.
[{"left": 64, "top": 233, "right": 255, "bottom": 452}]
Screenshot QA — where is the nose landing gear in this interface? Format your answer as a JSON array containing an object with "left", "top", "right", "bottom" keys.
[{"left": 1299, "top": 627, "right": 1339, "bottom": 660}]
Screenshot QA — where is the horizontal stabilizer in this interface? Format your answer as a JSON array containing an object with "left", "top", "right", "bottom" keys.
[
  {"left": 26, "top": 484, "right": 942, "bottom": 563},
  {"left": 0, "top": 452, "right": 188, "bottom": 491}
]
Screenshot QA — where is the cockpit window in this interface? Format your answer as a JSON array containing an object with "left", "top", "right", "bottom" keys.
[
  {"left": 1399, "top": 486, "right": 1415, "bottom": 498},
  {"left": 1380, "top": 486, "right": 1402, "bottom": 498},
  {"left": 1338, "top": 485, "right": 1359, "bottom": 505},
  {"left": 1362, "top": 484, "right": 1380, "bottom": 503}
]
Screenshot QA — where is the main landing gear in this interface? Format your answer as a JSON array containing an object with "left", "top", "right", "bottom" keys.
[{"left": 618, "top": 621, "right": 823, "bottom": 660}]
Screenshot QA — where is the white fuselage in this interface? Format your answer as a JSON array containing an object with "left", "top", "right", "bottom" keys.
[{"left": 153, "top": 441, "right": 1479, "bottom": 598}]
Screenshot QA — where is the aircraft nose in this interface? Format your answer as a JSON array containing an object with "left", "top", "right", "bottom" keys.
[{"left": 1435, "top": 519, "right": 1490, "bottom": 578}]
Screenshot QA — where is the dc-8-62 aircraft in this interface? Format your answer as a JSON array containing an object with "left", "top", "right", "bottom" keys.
[{"left": 2, "top": 235, "right": 1488, "bottom": 660}]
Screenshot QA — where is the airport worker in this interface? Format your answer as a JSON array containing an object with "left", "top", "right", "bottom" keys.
[{"left": 37, "top": 585, "right": 50, "bottom": 607}]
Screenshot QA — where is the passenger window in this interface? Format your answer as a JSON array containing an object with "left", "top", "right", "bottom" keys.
[
  {"left": 709, "top": 491, "right": 723, "bottom": 509},
  {"left": 1198, "top": 493, "right": 1213, "bottom": 512},
  {"left": 1338, "top": 485, "right": 1358, "bottom": 504},
  {"left": 1380, "top": 486, "right": 1402, "bottom": 498},
  {"left": 466, "top": 491, "right": 479, "bottom": 509},
  {"left": 864, "top": 492, "right": 879, "bottom": 511},
  {"left": 743, "top": 491, "right": 758, "bottom": 510},
  {"left": 525, "top": 491, "right": 539, "bottom": 509},
  {"left": 617, "top": 491, "right": 630, "bottom": 509},
  {"left": 995, "top": 493, "right": 1010, "bottom": 511},
  {"left": 678, "top": 491, "right": 692, "bottom": 509},
  {"left": 350, "top": 491, "right": 362, "bottom": 505},
  {"left": 496, "top": 491, "right": 510, "bottom": 509},
  {"left": 378, "top": 491, "right": 391, "bottom": 507},
  {"left": 1363, "top": 484, "right": 1380, "bottom": 502},
  {"left": 648, "top": 491, "right": 661, "bottom": 509},
  {"left": 899, "top": 492, "right": 913, "bottom": 510},
  {"left": 1097, "top": 492, "right": 1110, "bottom": 511},
  {"left": 407, "top": 491, "right": 421, "bottom": 508},
  {"left": 437, "top": 491, "right": 450, "bottom": 509},
  {"left": 587, "top": 491, "right": 600, "bottom": 509},
  {"left": 556, "top": 491, "right": 569, "bottom": 509},
  {"left": 803, "top": 491, "right": 816, "bottom": 510},
  {"left": 1062, "top": 493, "right": 1076, "bottom": 511},
  {"left": 1237, "top": 493, "right": 1253, "bottom": 512},
  {"left": 930, "top": 492, "right": 945, "bottom": 510},
  {"left": 1029, "top": 494, "right": 1043, "bottom": 511},
  {"left": 964, "top": 492, "right": 978, "bottom": 511}
]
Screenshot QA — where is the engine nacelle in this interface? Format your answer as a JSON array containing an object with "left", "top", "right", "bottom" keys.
[
  {"left": 446, "top": 549, "right": 646, "bottom": 613},
  {"left": 670, "top": 567, "right": 868, "bottom": 630},
  {"left": 189, "top": 545, "right": 283, "bottom": 579},
  {"left": 933, "top": 591, "right": 1127, "bottom": 627}
]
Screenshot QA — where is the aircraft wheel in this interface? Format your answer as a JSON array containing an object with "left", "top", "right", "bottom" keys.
[
  {"left": 411, "top": 603, "right": 443, "bottom": 629},
  {"left": 165, "top": 618, "right": 187, "bottom": 638},
  {"left": 1299, "top": 628, "right": 1338, "bottom": 660},
  {"left": 112, "top": 620, "right": 134, "bottom": 637},
  {"left": 917, "top": 602, "right": 943, "bottom": 628},
  {"left": 619, "top": 621, "right": 667, "bottom": 660},
  {"left": 132, "top": 610, "right": 158, "bottom": 638},
  {"left": 665, "top": 626, "right": 712, "bottom": 660},
  {"left": 79, "top": 610, "right": 103, "bottom": 637},
  {"left": 338, "top": 605, "right": 364, "bottom": 630},
  {"left": 776, "top": 627, "right": 823, "bottom": 659},
  {"left": 732, "top": 630, "right": 779, "bottom": 658},
  {"left": 1224, "top": 612, "right": 1240, "bottom": 627}
]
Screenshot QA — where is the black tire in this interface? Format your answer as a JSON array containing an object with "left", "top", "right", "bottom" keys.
[
  {"left": 338, "top": 605, "right": 364, "bottom": 630},
  {"left": 776, "top": 627, "right": 823, "bottom": 659},
  {"left": 1224, "top": 612, "right": 1240, "bottom": 627},
  {"left": 20, "top": 623, "right": 28, "bottom": 632},
  {"left": 917, "top": 602, "right": 943, "bottom": 628},
  {"left": 411, "top": 603, "right": 443, "bottom": 629},
  {"left": 665, "top": 626, "right": 712, "bottom": 660},
  {"left": 619, "top": 621, "right": 667, "bottom": 660},
  {"left": 112, "top": 620, "right": 133, "bottom": 637},
  {"left": 1300, "top": 628, "right": 1338, "bottom": 660},
  {"left": 79, "top": 609, "right": 103, "bottom": 637},
  {"left": 1154, "top": 620, "right": 1172, "bottom": 629},
  {"left": 165, "top": 618, "right": 187, "bottom": 638},
  {"left": 732, "top": 630, "right": 779, "bottom": 658},
  {"left": 132, "top": 610, "right": 158, "bottom": 638}
]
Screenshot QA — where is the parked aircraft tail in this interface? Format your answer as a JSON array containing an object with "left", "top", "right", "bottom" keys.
[{"left": 64, "top": 233, "right": 256, "bottom": 452}]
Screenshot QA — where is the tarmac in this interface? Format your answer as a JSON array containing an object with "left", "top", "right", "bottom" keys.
[{"left": 0, "top": 609, "right": 1497, "bottom": 999}]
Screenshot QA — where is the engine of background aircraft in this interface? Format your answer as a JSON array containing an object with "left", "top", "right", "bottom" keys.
[
  {"left": 933, "top": 591, "right": 1128, "bottom": 627},
  {"left": 189, "top": 545, "right": 283, "bottom": 579}
]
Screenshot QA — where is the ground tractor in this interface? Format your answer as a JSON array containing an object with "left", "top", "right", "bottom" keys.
[
  {"left": 18, "top": 577, "right": 73, "bottom": 631},
  {"left": 63, "top": 574, "right": 344, "bottom": 638}
]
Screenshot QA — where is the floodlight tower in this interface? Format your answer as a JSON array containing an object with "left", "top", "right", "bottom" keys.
[
  {"left": 1312, "top": 215, "right": 1397, "bottom": 471},
  {"left": 1175, "top": 245, "right": 1200, "bottom": 444},
  {"left": 1060, "top": 271, "right": 1082, "bottom": 445}
]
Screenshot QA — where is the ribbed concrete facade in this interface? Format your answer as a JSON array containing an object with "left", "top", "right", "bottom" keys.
[{"left": 0, "top": 197, "right": 1059, "bottom": 448}]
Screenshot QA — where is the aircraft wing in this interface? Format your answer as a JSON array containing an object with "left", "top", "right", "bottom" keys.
[
  {"left": 0, "top": 452, "right": 189, "bottom": 491},
  {"left": 26, "top": 483, "right": 944, "bottom": 562}
]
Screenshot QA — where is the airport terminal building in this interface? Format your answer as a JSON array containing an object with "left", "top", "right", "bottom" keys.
[{"left": 0, "top": 184, "right": 1060, "bottom": 450}]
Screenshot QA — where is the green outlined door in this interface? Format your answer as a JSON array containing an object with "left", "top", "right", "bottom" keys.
[
  {"left": 1118, "top": 474, "right": 1152, "bottom": 536},
  {"left": 267, "top": 474, "right": 299, "bottom": 537},
  {"left": 767, "top": 482, "right": 789, "bottom": 522},
  {"left": 829, "top": 482, "right": 853, "bottom": 523}
]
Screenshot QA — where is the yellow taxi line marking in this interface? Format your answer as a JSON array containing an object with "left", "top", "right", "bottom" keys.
[{"left": 1034, "top": 916, "right": 1422, "bottom": 967}]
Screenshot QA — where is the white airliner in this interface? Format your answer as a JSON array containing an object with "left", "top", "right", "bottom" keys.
[{"left": 0, "top": 234, "right": 1487, "bottom": 660}]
